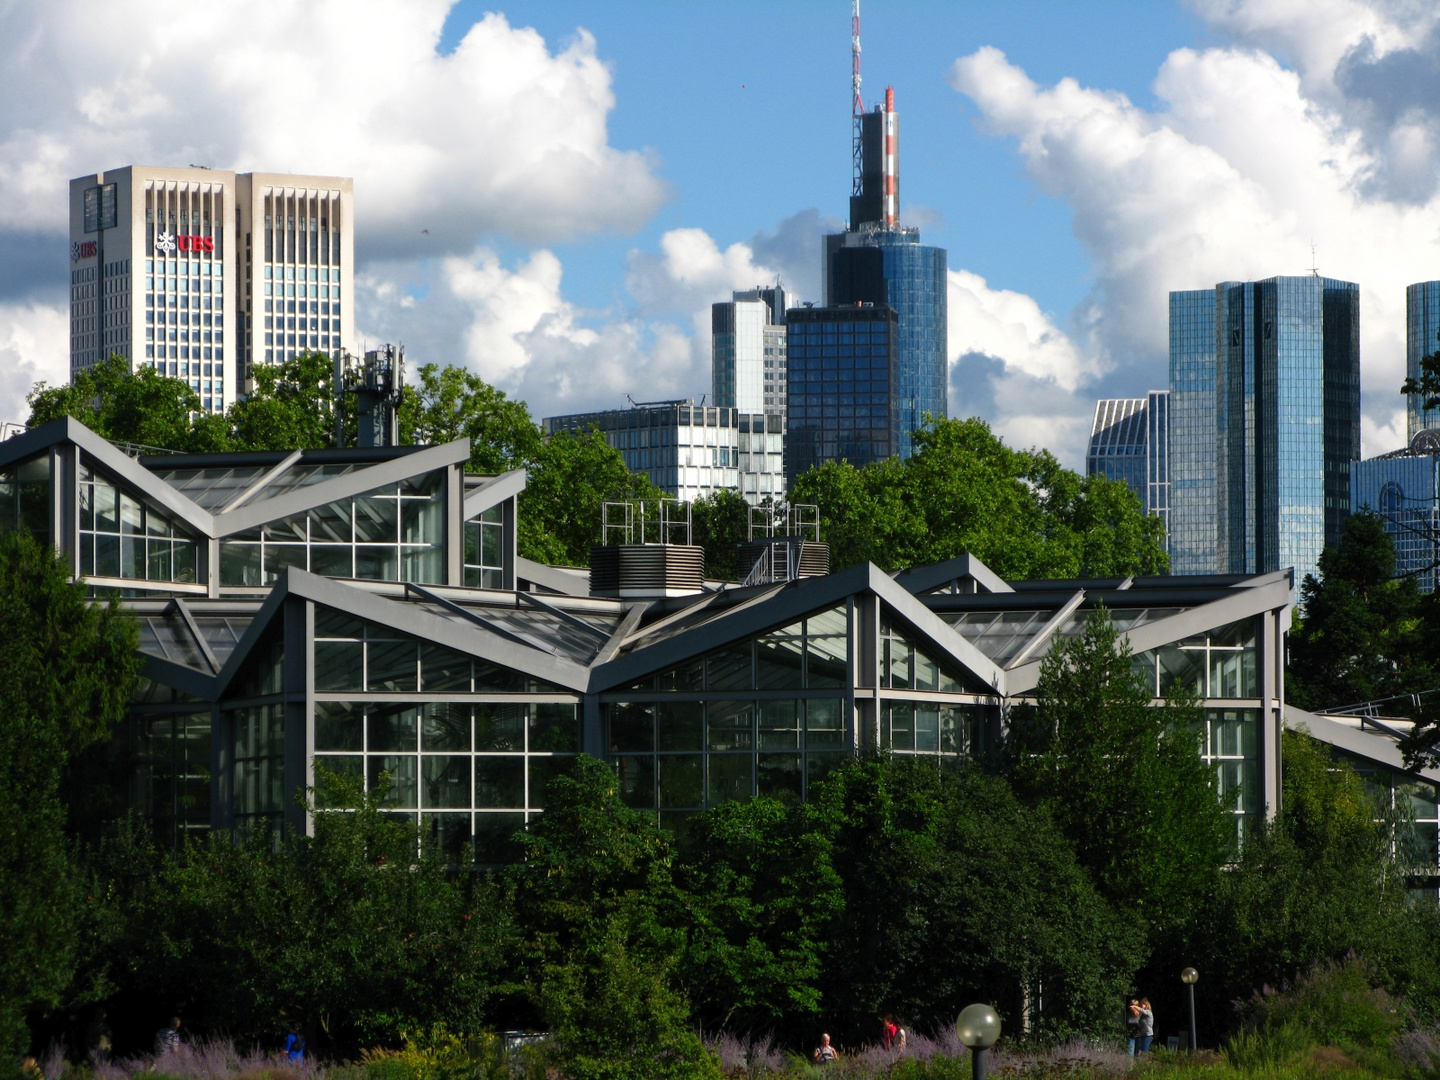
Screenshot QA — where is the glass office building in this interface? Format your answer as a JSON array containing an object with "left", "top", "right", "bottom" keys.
[
  {"left": 1, "top": 416, "right": 1348, "bottom": 859},
  {"left": 1408, "top": 282, "right": 1440, "bottom": 441},
  {"left": 1169, "top": 289, "right": 1219, "bottom": 575},
  {"left": 1352, "top": 431, "right": 1440, "bottom": 594},
  {"left": 712, "top": 287, "right": 788, "bottom": 416},
  {"left": 1169, "top": 277, "right": 1360, "bottom": 584},
  {"left": 1086, "top": 391, "right": 1169, "bottom": 545},
  {"left": 824, "top": 229, "right": 947, "bottom": 460},
  {"left": 783, "top": 303, "right": 900, "bottom": 487},
  {"left": 542, "top": 403, "right": 785, "bottom": 506}
]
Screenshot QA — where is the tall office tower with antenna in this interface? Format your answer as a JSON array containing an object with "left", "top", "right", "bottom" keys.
[{"left": 794, "top": 1, "right": 948, "bottom": 472}]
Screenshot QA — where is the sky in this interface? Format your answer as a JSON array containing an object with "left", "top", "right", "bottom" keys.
[{"left": 3, "top": 0, "right": 1440, "bottom": 466}]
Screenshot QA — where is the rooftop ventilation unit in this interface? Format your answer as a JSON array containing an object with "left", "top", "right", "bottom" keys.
[
  {"left": 739, "top": 504, "right": 829, "bottom": 586},
  {"left": 590, "top": 499, "right": 706, "bottom": 598}
]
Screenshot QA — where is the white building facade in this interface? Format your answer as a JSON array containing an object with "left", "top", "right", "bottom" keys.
[{"left": 68, "top": 166, "right": 353, "bottom": 414}]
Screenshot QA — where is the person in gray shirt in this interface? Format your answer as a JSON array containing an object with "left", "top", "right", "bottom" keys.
[{"left": 1136, "top": 998, "right": 1155, "bottom": 1053}]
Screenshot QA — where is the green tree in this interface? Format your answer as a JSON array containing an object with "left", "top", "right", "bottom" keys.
[
  {"left": 790, "top": 416, "right": 1168, "bottom": 577},
  {"left": 115, "top": 770, "right": 514, "bottom": 1054},
  {"left": 1289, "top": 511, "right": 1432, "bottom": 713},
  {"left": 809, "top": 756, "right": 1143, "bottom": 1044},
  {"left": 690, "top": 489, "right": 751, "bottom": 581},
  {"left": 26, "top": 355, "right": 228, "bottom": 452},
  {"left": 510, "top": 756, "right": 715, "bottom": 1080},
  {"left": 678, "top": 797, "right": 843, "bottom": 1032},
  {"left": 227, "top": 350, "right": 340, "bottom": 450},
  {"left": 518, "top": 431, "right": 665, "bottom": 566},
  {"left": 0, "top": 530, "right": 138, "bottom": 1057},
  {"left": 1191, "top": 730, "right": 1440, "bottom": 1032},
  {"left": 399, "top": 363, "right": 543, "bottom": 472},
  {"left": 1010, "top": 607, "right": 1231, "bottom": 938}
]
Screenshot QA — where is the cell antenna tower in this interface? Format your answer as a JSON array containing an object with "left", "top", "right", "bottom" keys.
[{"left": 852, "top": 0, "right": 863, "bottom": 198}]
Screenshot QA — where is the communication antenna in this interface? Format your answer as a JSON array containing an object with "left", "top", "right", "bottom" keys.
[
  {"left": 852, "top": 0, "right": 863, "bottom": 198},
  {"left": 1309, "top": 240, "right": 1320, "bottom": 278}
]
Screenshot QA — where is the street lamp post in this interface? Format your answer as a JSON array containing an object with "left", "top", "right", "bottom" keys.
[
  {"left": 1181, "top": 967, "right": 1199, "bottom": 1051},
  {"left": 956, "top": 1004, "right": 1001, "bottom": 1080}
]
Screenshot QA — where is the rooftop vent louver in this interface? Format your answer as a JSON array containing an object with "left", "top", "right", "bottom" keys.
[
  {"left": 590, "top": 500, "right": 706, "bottom": 598},
  {"left": 738, "top": 504, "right": 828, "bottom": 586}
]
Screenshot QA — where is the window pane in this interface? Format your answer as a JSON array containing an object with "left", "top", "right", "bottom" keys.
[
  {"left": 367, "top": 704, "right": 418, "bottom": 752},
  {"left": 475, "top": 703, "right": 525, "bottom": 751},
  {"left": 916, "top": 705, "right": 940, "bottom": 751},
  {"left": 314, "top": 641, "right": 363, "bottom": 692},
  {"left": 806, "top": 607, "right": 848, "bottom": 687},
  {"left": 308, "top": 500, "right": 352, "bottom": 543},
  {"left": 657, "top": 701, "right": 704, "bottom": 751},
  {"left": 805, "top": 699, "right": 844, "bottom": 749},
  {"left": 758, "top": 699, "right": 800, "bottom": 749},
  {"left": 707, "top": 644, "right": 752, "bottom": 690},
  {"left": 614, "top": 755, "right": 656, "bottom": 809},
  {"left": 707, "top": 700, "right": 754, "bottom": 751},
  {"left": 708, "top": 754, "right": 753, "bottom": 805},
  {"left": 422, "top": 755, "right": 470, "bottom": 809},
  {"left": 659, "top": 755, "right": 703, "bottom": 808},
  {"left": 366, "top": 638, "right": 417, "bottom": 692},
  {"left": 354, "top": 495, "right": 398, "bottom": 543},
  {"left": 266, "top": 544, "right": 306, "bottom": 583},
  {"left": 310, "top": 545, "right": 353, "bottom": 577},
  {"left": 609, "top": 702, "right": 654, "bottom": 753},
  {"left": 315, "top": 700, "right": 362, "bottom": 751},
  {"left": 368, "top": 755, "right": 417, "bottom": 808},
  {"left": 313, "top": 755, "right": 363, "bottom": 808},
  {"left": 421, "top": 644, "right": 471, "bottom": 692},
  {"left": 1158, "top": 646, "right": 1205, "bottom": 697},
  {"left": 421, "top": 702, "right": 470, "bottom": 751},
  {"left": 474, "top": 757, "right": 524, "bottom": 808},
  {"left": 884, "top": 703, "right": 914, "bottom": 750},
  {"left": 530, "top": 703, "right": 579, "bottom": 752},
  {"left": 95, "top": 534, "right": 120, "bottom": 577},
  {"left": 356, "top": 545, "right": 398, "bottom": 580},
  {"left": 754, "top": 624, "right": 804, "bottom": 689},
  {"left": 529, "top": 756, "right": 577, "bottom": 810},
  {"left": 757, "top": 753, "right": 802, "bottom": 802}
]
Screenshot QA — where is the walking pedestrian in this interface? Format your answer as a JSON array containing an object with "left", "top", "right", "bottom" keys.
[
  {"left": 882, "top": 1016, "right": 898, "bottom": 1051},
  {"left": 284, "top": 1024, "right": 306, "bottom": 1063}
]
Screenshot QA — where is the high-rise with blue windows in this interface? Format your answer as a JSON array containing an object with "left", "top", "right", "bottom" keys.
[
  {"left": 1086, "top": 391, "right": 1170, "bottom": 547},
  {"left": 1352, "top": 430, "right": 1440, "bottom": 594},
  {"left": 1168, "top": 277, "right": 1360, "bottom": 584},
  {"left": 805, "top": 85, "right": 947, "bottom": 466},
  {"left": 1407, "top": 282, "right": 1440, "bottom": 440}
]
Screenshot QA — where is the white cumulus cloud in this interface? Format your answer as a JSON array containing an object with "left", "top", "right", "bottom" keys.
[
  {"left": 0, "top": 302, "right": 69, "bottom": 426},
  {"left": 949, "top": 23, "right": 1440, "bottom": 457}
]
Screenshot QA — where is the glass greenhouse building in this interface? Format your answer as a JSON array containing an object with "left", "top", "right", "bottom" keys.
[{"left": 2, "top": 417, "right": 1436, "bottom": 875}]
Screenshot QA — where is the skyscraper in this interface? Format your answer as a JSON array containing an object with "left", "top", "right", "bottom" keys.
[
  {"left": 1086, "top": 391, "right": 1170, "bottom": 543},
  {"left": 712, "top": 286, "right": 787, "bottom": 414},
  {"left": 818, "top": 83, "right": 947, "bottom": 461},
  {"left": 1351, "top": 430, "right": 1440, "bottom": 594},
  {"left": 784, "top": 302, "right": 899, "bottom": 488},
  {"left": 1407, "top": 281, "right": 1440, "bottom": 440},
  {"left": 68, "top": 165, "right": 353, "bottom": 414},
  {"left": 1168, "top": 276, "right": 1360, "bottom": 583}
]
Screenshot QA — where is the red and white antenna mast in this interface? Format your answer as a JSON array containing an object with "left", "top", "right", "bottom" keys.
[{"left": 851, "top": 0, "right": 863, "bottom": 198}]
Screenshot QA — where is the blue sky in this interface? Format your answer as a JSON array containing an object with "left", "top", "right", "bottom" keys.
[
  {"left": 2, "top": 1, "right": 1439, "bottom": 466},
  {"left": 439, "top": 1, "right": 1207, "bottom": 324}
]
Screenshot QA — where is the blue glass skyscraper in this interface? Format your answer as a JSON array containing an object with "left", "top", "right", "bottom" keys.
[
  {"left": 798, "top": 85, "right": 946, "bottom": 468},
  {"left": 1407, "top": 282, "right": 1440, "bottom": 440},
  {"left": 1168, "top": 277, "right": 1360, "bottom": 584},
  {"left": 1086, "top": 391, "right": 1170, "bottom": 547},
  {"left": 1352, "top": 432, "right": 1440, "bottom": 594}
]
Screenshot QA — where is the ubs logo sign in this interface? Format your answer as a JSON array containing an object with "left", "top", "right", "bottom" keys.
[
  {"left": 156, "top": 231, "right": 213, "bottom": 254},
  {"left": 71, "top": 240, "right": 98, "bottom": 262}
]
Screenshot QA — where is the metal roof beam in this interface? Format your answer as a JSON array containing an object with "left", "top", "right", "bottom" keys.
[
  {"left": 217, "top": 449, "right": 303, "bottom": 514},
  {"left": 404, "top": 582, "right": 555, "bottom": 655},
  {"left": 1004, "top": 589, "right": 1086, "bottom": 670},
  {"left": 591, "top": 601, "right": 652, "bottom": 668},
  {"left": 170, "top": 597, "right": 220, "bottom": 674}
]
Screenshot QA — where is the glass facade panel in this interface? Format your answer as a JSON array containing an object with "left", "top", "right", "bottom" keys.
[
  {"left": 881, "top": 612, "right": 964, "bottom": 691},
  {"left": 77, "top": 463, "right": 195, "bottom": 583},
  {"left": 1201, "top": 707, "right": 1261, "bottom": 851},
  {"left": 464, "top": 503, "right": 506, "bottom": 589},
  {"left": 0, "top": 455, "right": 52, "bottom": 546},
  {"left": 219, "top": 469, "right": 445, "bottom": 586},
  {"left": 632, "top": 606, "right": 849, "bottom": 692},
  {"left": 128, "top": 711, "right": 212, "bottom": 847},
  {"left": 233, "top": 703, "right": 284, "bottom": 835},
  {"left": 1137, "top": 618, "right": 1259, "bottom": 699}
]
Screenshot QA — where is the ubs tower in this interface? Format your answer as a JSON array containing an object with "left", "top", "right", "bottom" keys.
[
  {"left": 815, "top": 86, "right": 948, "bottom": 462},
  {"left": 1168, "top": 276, "right": 1360, "bottom": 583}
]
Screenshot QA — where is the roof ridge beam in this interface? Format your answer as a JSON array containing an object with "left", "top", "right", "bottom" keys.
[
  {"left": 592, "top": 601, "right": 652, "bottom": 667},
  {"left": 1004, "top": 588, "right": 1085, "bottom": 670},
  {"left": 218, "top": 449, "right": 303, "bottom": 514},
  {"left": 404, "top": 582, "right": 556, "bottom": 655}
]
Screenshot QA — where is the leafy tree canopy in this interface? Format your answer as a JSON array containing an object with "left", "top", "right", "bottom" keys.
[
  {"left": 0, "top": 530, "right": 138, "bottom": 1058},
  {"left": 1289, "top": 511, "right": 1437, "bottom": 714},
  {"left": 790, "top": 416, "right": 1169, "bottom": 577},
  {"left": 1010, "top": 606, "right": 1231, "bottom": 938}
]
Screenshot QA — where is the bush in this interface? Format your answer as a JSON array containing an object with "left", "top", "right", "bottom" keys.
[{"left": 1233, "top": 954, "right": 1405, "bottom": 1050}]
